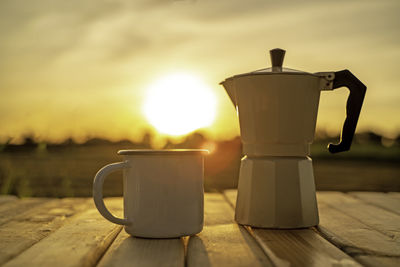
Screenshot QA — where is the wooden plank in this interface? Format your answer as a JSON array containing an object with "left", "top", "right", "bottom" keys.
[
  {"left": 97, "top": 230, "right": 185, "bottom": 267},
  {"left": 223, "top": 190, "right": 361, "bottom": 267},
  {"left": 0, "top": 195, "right": 18, "bottom": 205},
  {"left": 188, "top": 192, "right": 272, "bottom": 267},
  {"left": 0, "top": 198, "right": 92, "bottom": 265},
  {"left": 97, "top": 193, "right": 233, "bottom": 267},
  {"left": 3, "top": 198, "right": 123, "bottom": 267},
  {"left": 187, "top": 224, "right": 273, "bottom": 267},
  {"left": 223, "top": 189, "right": 237, "bottom": 209},
  {"left": 228, "top": 190, "right": 400, "bottom": 263},
  {"left": 248, "top": 228, "right": 361, "bottom": 267},
  {"left": 204, "top": 193, "right": 235, "bottom": 226},
  {"left": 98, "top": 193, "right": 235, "bottom": 267},
  {"left": 350, "top": 192, "right": 400, "bottom": 215},
  {"left": 317, "top": 200, "right": 400, "bottom": 257},
  {"left": 355, "top": 255, "right": 400, "bottom": 267},
  {"left": 388, "top": 192, "right": 400, "bottom": 200},
  {"left": 0, "top": 198, "right": 51, "bottom": 225},
  {"left": 318, "top": 192, "right": 400, "bottom": 239}
]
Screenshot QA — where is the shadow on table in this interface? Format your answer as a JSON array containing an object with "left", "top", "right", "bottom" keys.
[
  {"left": 186, "top": 236, "right": 211, "bottom": 267},
  {"left": 97, "top": 230, "right": 186, "bottom": 266}
]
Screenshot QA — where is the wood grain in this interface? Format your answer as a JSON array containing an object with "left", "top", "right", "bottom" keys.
[
  {"left": 223, "top": 190, "right": 361, "bottom": 267},
  {"left": 3, "top": 192, "right": 400, "bottom": 266},
  {"left": 0, "top": 195, "right": 18, "bottom": 205},
  {"left": 204, "top": 193, "right": 235, "bottom": 226},
  {"left": 223, "top": 189, "right": 237, "bottom": 208},
  {"left": 98, "top": 230, "right": 185, "bottom": 267},
  {"left": 3, "top": 198, "right": 122, "bottom": 267},
  {"left": 189, "top": 191, "right": 272, "bottom": 266},
  {"left": 350, "top": 192, "right": 400, "bottom": 216},
  {"left": 187, "top": 224, "right": 273, "bottom": 267},
  {"left": 388, "top": 192, "right": 400, "bottom": 200},
  {"left": 318, "top": 192, "right": 400, "bottom": 239},
  {"left": 248, "top": 228, "right": 361, "bottom": 267},
  {"left": 0, "top": 198, "right": 91, "bottom": 265},
  {"left": 317, "top": 201, "right": 400, "bottom": 257},
  {"left": 355, "top": 255, "right": 400, "bottom": 267},
  {"left": 0, "top": 198, "right": 51, "bottom": 226}
]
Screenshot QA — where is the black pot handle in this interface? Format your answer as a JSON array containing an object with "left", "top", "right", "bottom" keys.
[{"left": 328, "top": 70, "right": 367, "bottom": 153}]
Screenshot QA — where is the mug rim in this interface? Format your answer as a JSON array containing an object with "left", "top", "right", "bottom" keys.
[{"left": 117, "top": 149, "right": 209, "bottom": 155}]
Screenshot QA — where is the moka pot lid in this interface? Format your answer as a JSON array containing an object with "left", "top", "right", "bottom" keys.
[{"left": 222, "top": 48, "right": 315, "bottom": 82}]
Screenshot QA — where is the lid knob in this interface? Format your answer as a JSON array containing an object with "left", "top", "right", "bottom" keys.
[{"left": 270, "top": 48, "right": 286, "bottom": 70}]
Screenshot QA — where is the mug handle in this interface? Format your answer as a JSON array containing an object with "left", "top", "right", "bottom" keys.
[{"left": 93, "top": 162, "right": 130, "bottom": 225}]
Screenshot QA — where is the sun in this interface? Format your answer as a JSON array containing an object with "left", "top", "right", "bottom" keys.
[{"left": 143, "top": 73, "right": 217, "bottom": 136}]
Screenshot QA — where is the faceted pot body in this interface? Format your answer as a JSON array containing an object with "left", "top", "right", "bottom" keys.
[{"left": 235, "top": 156, "right": 319, "bottom": 228}]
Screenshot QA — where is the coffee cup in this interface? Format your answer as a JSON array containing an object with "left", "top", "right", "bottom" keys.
[{"left": 93, "top": 149, "right": 207, "bottom": 238}]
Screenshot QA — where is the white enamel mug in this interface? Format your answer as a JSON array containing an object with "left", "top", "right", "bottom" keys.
[{"left": 93, "top": 149, "right": 207, "bottom": 238}]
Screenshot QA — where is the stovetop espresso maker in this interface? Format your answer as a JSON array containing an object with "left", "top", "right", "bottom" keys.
[{"left": 221, "top": 48, "right": 366, "bottom": 228}]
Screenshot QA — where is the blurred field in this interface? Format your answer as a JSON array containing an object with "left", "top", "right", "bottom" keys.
[{"left": 0, "top": 133, "right": 399, "bottom": 197}]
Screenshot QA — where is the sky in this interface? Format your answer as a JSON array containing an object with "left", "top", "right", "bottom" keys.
[{"left": 1, "top": 0, "right": 399, "bottom": 145}]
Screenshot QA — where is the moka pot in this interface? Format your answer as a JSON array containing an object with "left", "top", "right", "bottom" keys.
[{"left": 221, "top": 48, "right": 366, "bottom": 228}]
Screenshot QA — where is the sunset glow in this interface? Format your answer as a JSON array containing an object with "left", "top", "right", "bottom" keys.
[
  {"left": 143, "top": 73, "right": 217, "bottom": 136},
  {"left": 0, "top": 0, "right": 399, "bottom": 143}
]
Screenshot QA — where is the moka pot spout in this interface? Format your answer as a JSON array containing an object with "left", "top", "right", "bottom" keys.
[{"left": 220, "top": 78, "right": 236, "bottom": 106}]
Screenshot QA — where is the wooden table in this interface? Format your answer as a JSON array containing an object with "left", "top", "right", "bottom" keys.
[{"left": 0, "top": 191, "right": 399, "bottom": 267}]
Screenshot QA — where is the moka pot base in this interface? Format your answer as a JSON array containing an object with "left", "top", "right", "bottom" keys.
[{"left": 235, "top": 156, "right": 319, "bottom": 228}]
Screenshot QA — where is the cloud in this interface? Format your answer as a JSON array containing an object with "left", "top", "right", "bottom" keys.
[{"left": 0, "top": 0, "right": 399, "bottom": 141}]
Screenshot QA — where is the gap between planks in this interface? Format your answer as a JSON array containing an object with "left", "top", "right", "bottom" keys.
[
  {"left": 189, "top": 193, "right": 273, "bottom": 267},
  {"left": 226, "top": 190, "right": 400, "bottom": 264},
  {"left": 0, "top": 197, "right": 53, "bottom": 226},
  {"left": 316, "top": 191, "right": 400, "bottom": 267},
  {"left": 223, "top": 190, "right": 363, "bottom": 267},
  {"left": 317, "top": 192, "right": 400, "bottom": 241},
  {"left": 97, "top": 193, "right": 273, "bottom": 267},
  {"left": 317, "top": 192, "right": 400, "bottom": 257},
  {"left": 349, "top": 192, "right": 400, "bottom": 216},
  {"left": 0, "top": 197, "right": 93, "bottom": 265},
  {"left": 5, "top": 191, "right": 398, "bottom": 267},
  {"left": 2, "top": 198, "right": 123, "bottom": 267}
]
